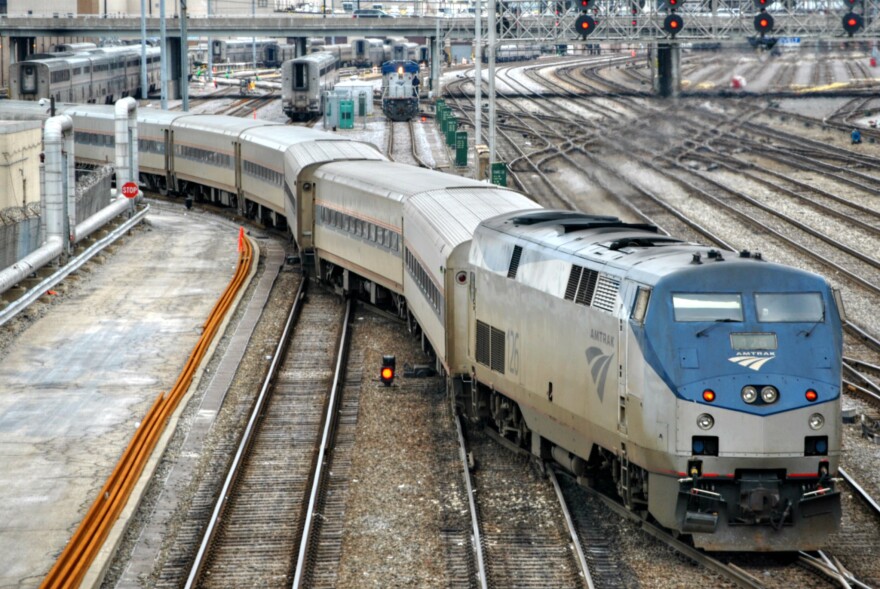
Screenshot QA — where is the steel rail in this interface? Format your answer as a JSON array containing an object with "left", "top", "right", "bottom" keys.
[
  {"left": 570, "top": 477, "right": 766, "bottom": 589},
  {"left": 41, "top": 230, "right": 255, "bottom": 589},
  {"left": 839, "top": 468, "right": 880, "bottom": 519},
  {"left": 292, "top": 296, "right": 355, "bottom": 588},
  {"left": 453, "top": 407, "right": 489, "bottom": 589},
  {"left": 547, "top": 468, "right": 594, "bottom": 589},
  {"left": 185, "top": 277, "right": 308, "bottom": 588}
]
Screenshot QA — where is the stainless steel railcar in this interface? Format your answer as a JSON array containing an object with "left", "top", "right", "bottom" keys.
[
  {"left": 352, "top": 38, "right": 388, "bottom": 67},
  {"left": 281, "top": 52, "right": 339, "bottom": 121},
  {"left": 9, "top": 46, "right": 161, "bottom": 103},
  {"left": 211, "top": 38, "right": 277, "bottom": 64},
  {"left": 314, "top": 43, "right": 354, "bottom": 67},
  {"left": 0, "top": 98, "right": 844, "bottom": 553}
]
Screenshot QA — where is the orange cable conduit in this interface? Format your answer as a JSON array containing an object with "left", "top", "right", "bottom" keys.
[{"left": 41, "top": 231, "right": 254, "bottom": 589}]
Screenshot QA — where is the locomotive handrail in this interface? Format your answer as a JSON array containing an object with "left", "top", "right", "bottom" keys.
[{"left": 41, "top": 230, "right": 255, "bottom": 589}]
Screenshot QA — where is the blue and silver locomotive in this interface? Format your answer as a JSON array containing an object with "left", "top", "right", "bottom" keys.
[
  {"left": 464, "top": 211, "right": 844, "bottom": 551},
  {"left": 381, "top": 60, "right": 420, "bottom": 122}
]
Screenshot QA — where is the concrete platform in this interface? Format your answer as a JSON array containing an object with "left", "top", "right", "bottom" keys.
[{"left": 0, "top": 209, "right": 239, "bottom": 587}]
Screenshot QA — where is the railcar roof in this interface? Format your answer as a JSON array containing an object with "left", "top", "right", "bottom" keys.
[
  {"left": 241, "top": 125, "right": 339, "bottom": 151},
  {"left": 171, "top": 115, "right": 280, "bottom": 135},
  {"left": 406, "top": 190, "right": 538, "bottom": 249},
  {"left": 314, "top": 160, "right": 488, "bottom": 201},
  {"left": 294, "top": 51, "right": 338, "bottom": 64}
]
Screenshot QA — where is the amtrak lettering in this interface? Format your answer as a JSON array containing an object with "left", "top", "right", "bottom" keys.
[
  {"left": 585, "top": 346, "right": 614, "bottom": 402},
  {"left": 590, "top": 329, "right": 615, "bottom": 347}
]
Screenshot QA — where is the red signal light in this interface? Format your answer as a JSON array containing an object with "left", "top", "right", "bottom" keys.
[
  {"left": 753, "top": 11, "right": 774, "bottom": 33},
  {"left": 663, "top": 13, "right": 683, "bottom": 35},
  {"left": 574, "top": 14, "right": 596, "bottom": 36},
  {"left": 702, "top": 389, "right": 716, "bottom": 402},
  {"left": 380, "top": 355, "right": 396, "bottom": 386},
  {"left": 632, "top": 19, "right": 637, "bottom": 25},
  {"left": 842, "top": 11, "right": 863, "bottom": 35},
  {"left": 805, "top": 389, "right": 818, "bottom": 402}
]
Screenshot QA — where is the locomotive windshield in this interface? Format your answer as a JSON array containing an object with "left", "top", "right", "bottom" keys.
[
  {"left": 672, "top": 293, "right": 742, "bottom": 322},
  {"left": 755, "top": 292, "right": 824, "bottom": 322}
]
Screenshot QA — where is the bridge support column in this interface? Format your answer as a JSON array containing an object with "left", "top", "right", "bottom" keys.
[
  {"left": 164, "top": 37, "right": 182, "bottom": 100},
  {"left": 10, "top": 37, "right": 36, "bottom": 63},
  {"left": 293, "top": 37, "right": 308, "bottom": 58},
  {"left": 655, "top": 42, "right": 680, "bottom": 98}
]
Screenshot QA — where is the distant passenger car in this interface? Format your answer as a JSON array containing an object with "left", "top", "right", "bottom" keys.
[{"left": 353, "top": 8, "right": 394, "bottom": 17}]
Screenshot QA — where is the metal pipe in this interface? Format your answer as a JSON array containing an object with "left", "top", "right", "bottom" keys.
[
  {"left": 114, "top": 96, "right": 139, "bottom": 193},
  {"left": 0, "top": 237, "right": 63, "bottom": 295},
  {"left": 72, "top": 197, "right": 133, "bottom": 244},
  {"left": 44, "top": 115, "right": 72, "bottom": 247}
]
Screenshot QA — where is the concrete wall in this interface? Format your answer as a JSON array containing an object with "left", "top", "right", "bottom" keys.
[{"left": 0, "top": 121, "right": 42, "bottom": 211}]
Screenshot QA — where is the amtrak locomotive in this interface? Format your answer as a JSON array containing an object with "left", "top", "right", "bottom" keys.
[
  {"left": 381, "top": 61, "right": 420, "bottom": 122},
  {"left": 0, "top": 99, "right": 843, "bottom": 552}
]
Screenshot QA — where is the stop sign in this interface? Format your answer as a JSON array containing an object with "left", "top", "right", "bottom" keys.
[{"left": 121, "top": 181, "right": 139, "bottom": 199}]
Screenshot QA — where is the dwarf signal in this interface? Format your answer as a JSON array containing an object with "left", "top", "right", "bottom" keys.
[
  {"left": 579, "top": 0, "right": 597, "bottom": 9},
  {"left": 380, "top": 355, "right": 396, "bottom": 386}
]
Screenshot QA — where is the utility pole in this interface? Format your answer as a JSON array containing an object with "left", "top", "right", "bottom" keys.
[
  {"left": 474, "top": 0, "right": 482, "bottom": 179},
  {"left": 252, "top": 0, "right": 257, "bottom": 70},
  {"left": 207, "top": 0, "right": 213, "bottom": 85},
  {"left": 488, "top": 0, "right": 496, "bottom": 165},
  {"left": 160, "top": 0, "right": 167, "bottom": 109},
  {"left": 140, "top": 0, "right": 147, "bottom": 99},
  {"left": 181, "top": 0, "right": 189, "bottom": 111}
]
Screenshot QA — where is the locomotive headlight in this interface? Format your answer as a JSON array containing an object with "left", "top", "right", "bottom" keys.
[
  {"left": 809, "top": 413, "right": 825, "bottom": 430},
  {"left": 696, "top": 413, "right": 715, "bottom": 430},
  {"left": 741, "top": 386, "right": 758, "bottom": 404},
  {"left": 760, "top": 386, "right": 778, "bottom": 404}
]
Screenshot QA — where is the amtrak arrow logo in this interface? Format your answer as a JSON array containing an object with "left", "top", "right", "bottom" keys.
[
  {"left": 728, "top": 355, "right": 775, "bottom": 371},
  {"left": 586, "top": 346, "right": 614, "bottom": 401}
]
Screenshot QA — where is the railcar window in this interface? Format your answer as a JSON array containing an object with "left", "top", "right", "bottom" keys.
[
  {"left": 755, "top": 293, "right": 824, "bottom": 322},
  {"left": 673, "top": 293, "right": 742, "bottom": 322}
]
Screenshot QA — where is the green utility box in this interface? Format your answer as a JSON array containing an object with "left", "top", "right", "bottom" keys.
[
  {"left": 445, "top": 117, "right": 457, "bottom": 146},
  {"left": 339, "top": 100, "right": 354, "bottom": 129},
  {"left": 491, "top": 162, "right": 507, "bottom": 187},
  {"left": 435, "top": 99, "right": 445, "bottom": 116},
  {"left": 455, "top": 131, "right": 468, "bottom": 167}
]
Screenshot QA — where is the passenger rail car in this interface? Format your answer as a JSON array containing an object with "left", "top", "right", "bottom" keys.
[
  {"left": 381, "top": 60, "right": 420, "bottom": 121},
  {"left": 482, "top": 43, "right": 543, "bottom": 62},
  {"left": 391, "top": 42, "right": 420, "bottom": 61},
  {"left": 281, "top": 52, "right": 339, "bottom": 121},
  {"left": 211, "top": 38, "right": 277, "bottom": 64},
  {"left": 0, "top": 98, "right": 843, "bottom": 553},
  {"left": 9, "top": 45, "right": 161, "bottom": 103},
  {"left": 314, "top": 43, "right": 354, "bottom": 67},
  {"left": 352, "top": 38, "right": 388, "bottom": 67},
  {"left": 263, "top": 42, "right": 299, "bottom": 68}
]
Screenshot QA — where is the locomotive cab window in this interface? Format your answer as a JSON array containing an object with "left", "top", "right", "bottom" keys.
[
  {"left": 631, "top": 287, "right": 651, "bottom": 324},
  {"left": 755, "top": 293, "right": 824, "bottom": 323},
  {"left": 673, "top": 293, "right": 743, "bottom": 322}
]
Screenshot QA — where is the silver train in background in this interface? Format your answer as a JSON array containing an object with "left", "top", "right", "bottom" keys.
[
  {"left": 10, "top": 45, "right": 162, "bottom": 103},
  {"left": 0, "top": 98, "right": 844, "bottom": 553},
  {"left": 281, "top": 52, "right": 339, "bottom": 121}
]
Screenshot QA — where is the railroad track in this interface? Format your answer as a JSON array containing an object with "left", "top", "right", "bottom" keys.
[
  {"left": 185, "top": 283, "right": 349, "bottom": 587},
  {"left": 386, "top": 119, "right": 434, "bottom": 168},
  {"left": 453, "top": 416, "right": 590, "bottom": 589}
]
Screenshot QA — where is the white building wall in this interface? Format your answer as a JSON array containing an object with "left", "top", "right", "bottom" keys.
[{"left": 0, "top": 122, "right": 43, "bottom": 210}]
